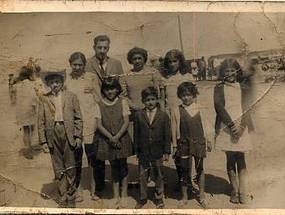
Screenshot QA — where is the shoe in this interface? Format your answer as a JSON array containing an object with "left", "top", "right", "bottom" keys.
[
  {"left": 120, "top": 197, "right": 128, "bottom": 209},
  {"left": 156, "top": 199, "right": 165, "bottom": 209},
  {"left": 91, "top": 192, "right": 101, "bottom": 201},
  {"left": 239, "top": 193, "right": 248, "bottom": 204},
  {"left": 198, "top": 198, "right": 208, "bottom": 209},
  {"left": 135, "top": 199, "right": 147, "bottom": 209},
  {"left": 58, "top": 194, "right": 67, "bottom": 207},
  {"left": 75, "top": 191, "right": 84, "bottom": 203},
  {"left": 230, "top": 191, "right": 239, "bottom": 204}
]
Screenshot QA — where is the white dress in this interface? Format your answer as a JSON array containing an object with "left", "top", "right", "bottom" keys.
[{"left": 215, "top": 82, "right": 253, "bottom": 152}]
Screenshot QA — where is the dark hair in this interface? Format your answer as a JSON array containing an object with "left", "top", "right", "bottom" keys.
[
  {"left": 141, "top": 86, "right": 159, "bottom": 101},
  {"left": 177, "top": 81, "right": 199, "bottom": 99},
  {"left": 101, "top": 77, "right": 122, "bottom": 97},
  {"left": 163, "top": 49, "right": 189, "bottom": 76},
  {"left": 127, "top": 47, "right": 148, "bottom": 64},
  {"left": 218, "top": 58, "right": 242, "bottom": 82},
  {"left": 69, "top": 52, "right": 87, "bottom": 65},
  {"left": 94, "top": 35, "right": 111, "bottom": 46},
  {"left": 45, "top": 74, "right": 64, "bottom": 84}
]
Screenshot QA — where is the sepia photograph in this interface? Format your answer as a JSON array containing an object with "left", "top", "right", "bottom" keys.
[{"left": 0, "top": 10, "right": 285, "bottom": 213}]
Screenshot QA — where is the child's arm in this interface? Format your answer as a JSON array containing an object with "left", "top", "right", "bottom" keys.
[
  {"left": 96, "top": 117, "right": 114, "bottom": 140},
  {"left": 163, "top": 113, "right": 171, "bottom": 161},
  {"left": 113, "top": 98, "right": 130, "bottom": 142},
  {"left": 199, "top": 105, "right": 213, "bottom": 152},
  {"left": 38, "top": 102, "right": 49, "bottom": 147},
  {"left": 72, "top": 94, "right": 83, "bottom": 146}
]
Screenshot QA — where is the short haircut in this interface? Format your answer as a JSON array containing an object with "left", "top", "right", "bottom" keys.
[
  {"left": 141, "top": 86, "right": 159, "bottom": 101},
  {"left": 127, "top": 47, "right": 148, "bottom": 64},
  {"left": 101, "top": 76, "right": 122, "bottom": 96},
  {"left": 93, "top": 35, "right": 111, "bottom": 46},
  {"left": 69, "top": 52, "right": 87, "bottom": 65},
  {"left": 177, "top": 81, "right": 199, "bottom": 99},
  {"left": 45, "top": 74, "right": 64, "bottom": 85}
]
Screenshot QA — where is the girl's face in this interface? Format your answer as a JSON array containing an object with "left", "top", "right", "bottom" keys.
[
  {"left": 168, "top": 57, "right": 180, "bottom": 73},
  {"left": 70, "top": 58, "right": 85, "bottom": 74},
  {"left": 180, "top": 91, "right": 195, "bottom": 106},
  {"left": 224, "top": 67, "right": 237, "bottom": 83},
  {"left": 103, "top": 88, "right": 118, "bottom": 101},
  {"left": 131, "top": 54, "right": 145, "bottom": 72},
  {"left": 48, "top": 78, "right": 63, "bottom": 95}
]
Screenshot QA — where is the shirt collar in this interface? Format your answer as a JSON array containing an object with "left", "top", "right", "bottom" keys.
[{"left": 146, "top": 107, "right": 157, "bottom": 113}]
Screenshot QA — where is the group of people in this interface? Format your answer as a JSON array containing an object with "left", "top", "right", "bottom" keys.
[{"left": 10, "top": 34, "right": 255, "bottom": 209}]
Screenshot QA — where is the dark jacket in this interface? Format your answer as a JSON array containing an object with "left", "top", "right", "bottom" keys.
[
  {"left": 134, "top": 108, "right": 171, "bottom": 160},
  {"left": 38, "top": 90, "right": 83, "bottom": 148}
]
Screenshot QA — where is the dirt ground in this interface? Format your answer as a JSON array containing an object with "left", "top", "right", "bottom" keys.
[{"left": 0, "top": 67, "right": 285, "bottom": 210}]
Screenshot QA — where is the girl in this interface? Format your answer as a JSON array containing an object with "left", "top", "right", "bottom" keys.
[
  {"left": 94, "top": 77, "right": 133, "bottom": 208},
  {"left": 172, "top": 81, "right": 212, "bottom": 208},
  {"left": 65, "top": 52, "right": 100, "bottom": 202},
  {"left": 15, "top": 59, "right": 44, "bottom": 159},
  {"left": 214, "top": 58, "right": 254, "bottom": 204},
  {"left": 121, "top": 47, "right": 162, "bottom": 110},
  {"left": 161, "top": 49, "right": 195, "bottom": 191}
]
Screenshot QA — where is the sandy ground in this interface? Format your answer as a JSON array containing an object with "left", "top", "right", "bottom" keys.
[{"left": 0, "top": 68, "right": 285, "bottom": 209}]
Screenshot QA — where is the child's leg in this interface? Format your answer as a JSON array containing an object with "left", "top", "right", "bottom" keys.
[
  {"left": 236, "top": 152, "right": 248, "bottom": 203},
  {"left": 226, "top": 152, "right": 239, "bottom": 203},
  {"left": 110, "top": 159, "right": 120, "bottom": 200},
  {"left": 138, "top": 158, "right": 149, "bottom": 201},
  {"left": 194, "top": 157, "right": 205, "bottom": 200},
  {"left": 23, "top": 125, "right": 33, "bottom": 159},
  {"left": 151, "top": 159, "right": 164, "bottom": 204},
  {"left": 174, "top": 157, "right": 183, "bottom": 189},
  {"left": 120, "top": 158, "right": 129, "bottom": 198},
  {"left": 179, "top": 157, "right": 192, "bottom": 202}
]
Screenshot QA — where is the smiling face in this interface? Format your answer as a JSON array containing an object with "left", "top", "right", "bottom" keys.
[
  {"left": 70, "top": 58, "right": 85, "bottom": 74},
  {"left": 47, "top": 76, "right": 64, "bottom": 95},
  {"left": 131, "top": 53, "right": 145, "bottom": 72},
  {"left": 224, "top": 67, "right": 237, "bottom": 83},
  {"left": 94, "top": 40, "right": 110, "bottom": 61},
  {"left": 143, "top": 95, "right": 158, "bottom": 111}
]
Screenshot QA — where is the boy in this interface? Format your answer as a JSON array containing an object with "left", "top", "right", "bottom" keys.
[
  {"left": 38, "top": 69, "right": 83, "bottom": 206},
  {"left": 134, "top": 86, "right": 171, "bottom": 209}
]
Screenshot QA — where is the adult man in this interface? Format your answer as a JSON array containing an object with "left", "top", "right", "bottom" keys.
[{"left": 85, "top": 35, "right": 124, "bottom": 200}]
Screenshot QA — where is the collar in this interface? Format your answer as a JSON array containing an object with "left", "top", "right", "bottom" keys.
[
  {"left": 70, "top": 71, "right": 85, "bottom": 80},
  {"left": 146, "top": 107, "right": 157, "bottom": 113},
  {"left": 101, "top": 97, "right": 119, "bottom": 106},
  {"left": 95, "top": 56, "right": 109, "bottom": 64}
]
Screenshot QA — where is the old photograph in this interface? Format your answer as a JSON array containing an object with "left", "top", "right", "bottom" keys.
[{"left": 0, "top": 11, "right": 285, "bottom": 211}]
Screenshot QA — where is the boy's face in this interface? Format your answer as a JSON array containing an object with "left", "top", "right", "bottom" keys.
[
  {"left": 103, "top": 88, "right": 118, "bottom": 101},
  {"left": 70, "top": 58, "right": 85, "bottom": 74},
  {"left": 143, "top": 95, "right": 158, "bottom": 111},
  {"left": 168, "top": 57, "right": 179, "bottom": 73},
  {"left": 131, "top": 54, "right": 145, "bottom": 72},
  {"left": 180, "top": 91, "right": 195, "bottom": 106},
  {"left": 48, "top": 77, "right": 63, "bottom": 94},
  {"left": 94, "top": 40, "right": 110, "bottom": 61}
]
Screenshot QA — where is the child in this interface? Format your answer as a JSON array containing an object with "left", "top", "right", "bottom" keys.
[
  {"left": 93, "top": 77, "right": 133, "bottom": 208},
  {"left": 15, "top": 60, "right": 43, "bottom": 159},
  {"left": 65, "top": 52, "right": 101, "bottom": 202},
  {"left": 38, "top": 70, "right": 83, "bottom": 207},
  {"left": 134, "top": 86, "right": 171, "bottom": 209},
  {"left": 160, "top": 49, "right": 195, "bottom": 191},
  {"left": 172, "top": 81, "right": 212, "bottom": 208},
  {"left": 214, "top": 58, "right": 253, "bottom": 204}
]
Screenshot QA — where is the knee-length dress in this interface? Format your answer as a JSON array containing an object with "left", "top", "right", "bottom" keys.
[
  {"left": 93, "top": 97, "right": 133, "bottom": 161},
  {"left": 214, "top": 82, "right": 253, "bottom": 152}
]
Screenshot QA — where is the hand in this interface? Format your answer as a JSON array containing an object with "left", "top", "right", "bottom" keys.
[
  {"left": 163, "top": 154, "right": 170, "bottom": 162},
  {"left": 207, "top": 141, "right": 212, "bottom": 152},
  {"left": 42, "top": 143, "right": 50, "bottom": 153},
  {"left": 74, "top": 138, "right": 82, "bottom": 149},
  {"left": 231, "top": 123, "right": 240, "bottom": 136}
]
